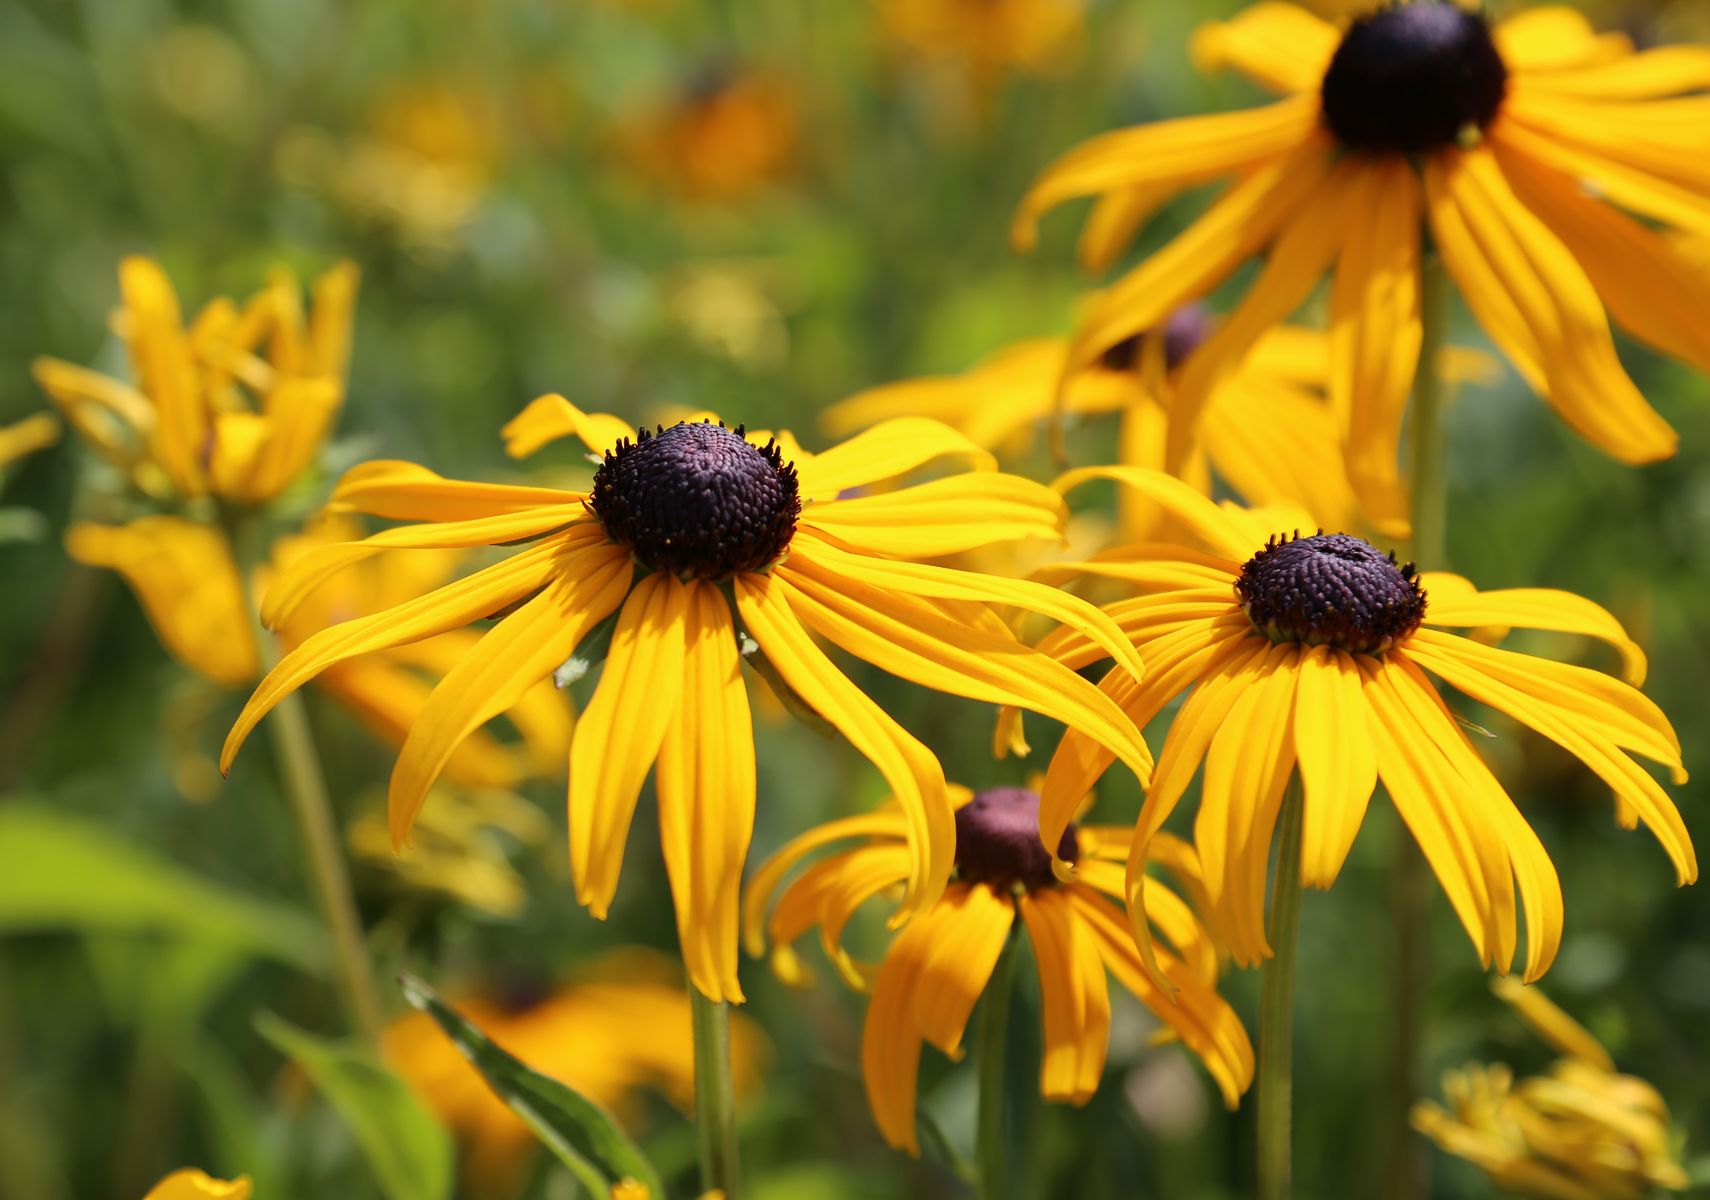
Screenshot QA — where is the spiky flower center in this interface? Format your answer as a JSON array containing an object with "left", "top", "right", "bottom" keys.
[
  {"left": 1236, "top": 532, "right": 1426, "bottom": 655},
  {"left": 1320, "top": 1, "right": 1508, "bottom": 155},
  {"left": 1098, "top": 303, "right": 1218, "bottom": 375},
  {"left": 589, "top": 421, "right": 800, "bottom": 579},
  {"left": 954, "top": 787, "right": 1078, "bottom": 892}
]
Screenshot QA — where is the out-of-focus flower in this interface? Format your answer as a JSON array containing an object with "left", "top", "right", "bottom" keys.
[
  {"left": 141, "top": 1170, "right": 251, "bottom": 1200},
  {"left": 620, "top": 68, "right": 800, "bottom": 204},
  {"left": 224, "top": 401, "right": 1155, "bottom": 1002},
  {"left": 1025, "top": 468, "right": 1692, "bottom": 986},
  {"left": 1413, "top": 979, "right": 1689, "bottom": 1198},
  {"left": 664, "top": 263, "right": 792, "bottom": 371},
  {"left": 145, "top": 25, "right": 255, "bottom": 135},
  {"left": 70, "top": 515, "right": 569, "bottom": 787},
  {"left": 384, "top": 949, "right": 764, "bottom": 1194},
  {"left": 827, "top": 309, "right": 1500, "bottom": 539},
  {"left": 876, "top": 0, "right": 1086, "bottom": 83},
  {"left": 348, "top": 785, "right": 551, "bottom": 918},
  {"left": 33, "top": 257, "right": 357, "bottom": 506},
  {"left": 0, "top": 414, "right": 59, "bottom": 473},
  {"left": 744, "top": 785, "right": 1251, "bottom": 1152},
  {"left": 1018, "top": 1, "right": 1710, "bottom": 537}
]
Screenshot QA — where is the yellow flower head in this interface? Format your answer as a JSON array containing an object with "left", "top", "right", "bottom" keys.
[
  {"left": 141, "top": 1170, "right": 251, "bottom": 1200},
  {"left": 1413, "top": 980, "right": 1689, "bottom": 1198},
  {"left": 72, "top": 514, "right": 568, "bottom": 786},
  {"left": 1017, "top": 1, "right": 1710, "bottom": 537},
  {"left": 744, "top": 785, "right": 1253, "bottom": 1153},
  {"left": 34, "top": 256, "right": 357, "bottom": 505},
  {"left": 386, "top": 948, "right": 764, "bottom": 1195},
  {"left": 621, "top": 68, "right": 800, "bottom": 204},
  {"left": 222, "top": 398, "right": 1158, "bottom": 1002},
  {"left": 1028, "top": 468, "right": 1692, "bottom": 986}
]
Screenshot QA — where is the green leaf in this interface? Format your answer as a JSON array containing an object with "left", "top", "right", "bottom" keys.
[
  {"left": 0, "top": 805, "right": 326, "bottom": 969},
  {"left": 254, "top": 1012, "right": 453, "bottom": 1200},
  {"left": 398, "top": 972, "right": 667, "bottom": 1199}
]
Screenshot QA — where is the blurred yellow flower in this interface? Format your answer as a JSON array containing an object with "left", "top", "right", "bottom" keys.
[
  {"left": 0, "top": 413, "right": 59, "bottom": 473},
  {"left": 621, "top": 69, "right": 800, "bottom": 204},
  {"left": 33, "top": 257, "right": 357, "bottom": 505},
  {"left": 141, "top": 1170, "right": 251, "bottom": 1200},
  {"left": 71, "top": 514, "right": 568, "bottom": 788},
  {"left": 875, "top": 0, "right": 1086, "bottom": 81},
  {"left": 744, "top": 785, "right": 1252, "bottom": 1153},
  {"left": 1017, "top": 1, "right": 1710, "bottom": 537},
  {"left": 223, "top": 401, "right": 1155, "bottom": 1002},
  {"left": 348, "top": 785, "right": 551, "bottom": 918},
  {"left": 1413, "top": 980, "right": 1689, "bottom": 1198},
  {"left": 1027, "top": 469, "right": 1691, "bottom": 986},
  {"left": 384, "top": 949, "right": 764, "bottom": 1195}
]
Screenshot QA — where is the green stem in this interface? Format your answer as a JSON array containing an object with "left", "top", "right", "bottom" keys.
[
  {"left": 975, "top": 928, "right": 1019, "bottom": 1200},
  {"left": 1257, "top": 774, "right": 1306, "bottom": 1200},
  {"left": 690, "top": 986, "right": 741, "bottom": 1200},
  {"left": 1385, "top": 251, "right": 1451, "bottom": 1200},
  {"left": 223, "top": 510, "right": 383, "bottom": 1043}
]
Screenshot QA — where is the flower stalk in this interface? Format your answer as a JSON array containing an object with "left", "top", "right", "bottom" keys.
[
  {"left": 1257, "top": 773, "right": 1306, "bottom": 1200},
  {"left": 690, "top": 985, "right": 742, "bottom": 1199},
  {"left": 975, "top": 927, "right": 1020, "bottom": 1200},
  {"left": 224, "top": 509, "right": 384, "bottom": 1043}
]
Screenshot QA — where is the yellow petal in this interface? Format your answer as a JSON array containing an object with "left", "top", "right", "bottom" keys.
[
  {"left": 1190, "top": 4, "right": 1339, "bottom": 94},
  {"left": 502, "top": 393, "right": 637, "bottom": 459},
  {"left": 308, "top": 260, "right": 360, "bottom": 382},
  {"left": 1293, "top": 646, "right": 1377, "bottom": 890},
  {"left": 329, "top": 459, "right": 583, "bottom": 522},
  {"left": 1495, "top": 7, "right": 1629, "bottom": 73},
  {"left": 1019, "top": 887, "right": 1110, "bottom": 1103},
  {"left": 1493, "top": 977, "right": 1614, "bottom": 1070},
  {"left": 0, "top": 412, "right": 59, "bottom": 471},
  {"left": 1053, "top": 466, "right": 1255, "bottom": 562},
  {"left": 120, "top": 257, "right": 208, "bottom": 497},
  {"left": 802, "top": 473, "right": 1065, "bottom": 558},
  {"left": 794, "top": 417, "right": 996, "bottom": 500},
  {"left": 568, "top": 575, "right": 690, "bottom": 918},
  {"left": 1424, "top": 581, "right": 1648, "bottom": 686},
  {"left": 741, "top": 812, "right": 909, "bottom": 959},
  {"left": 142, "top": 1169, "right": 253, "bottom": 1200},
  {"left": 859, "top": 900, "right": 942, "bottom": 1154},
  {"left": 910, "top": 884, "right": 1015, "bottom": 1060}
]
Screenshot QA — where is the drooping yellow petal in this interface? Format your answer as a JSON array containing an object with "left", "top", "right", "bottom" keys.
[
  {"left": 568, "top": 574, "right": 690, "bottom": 919},
  {"left": 238, "top": 377, "right": 343, "bottom": 504},
  {"left": 860, "top": 898, "right": 946, "bottom": 1154},
  {"left": 801, "top": 473, "right": 1065, "bottom": 558},
  {"left": 142, "top": 1169, "right": 253, "bottom": 1200},
  {"left": 1190, "top": 4, "right": 1339, "bottom": 94},
  {"left": 1423, "top": 581, "right": 1648, "bottom": 686},
  {"left": 30, "top": 358, "right": 153, "bottom": 474},
  {"left": 121, "top": 257, "right": 208, "bottom": 497},
  {"left": 655, "top": 581, "right": 756, "bottom": 1003},
  {"left": 1494, "top": 978, "right": 1614, "bottom": 1070},
  {"left": 328, "top": 459, "right": 583, "bottom": 522},
  {"left": 389, "top": 541, "right": 632, "bottom": 848},
  {"left": 1520, "top": 45, "right": 1710, "bottom": 100},
  {"left": 1329, "top": 156, "right": 1422, "bottom": 539},
  {"left": 223, "top": 535, "right": 574, "bottom": 772},
  {"left": 1491, "top": 117, "right": 1710, "bottom": 239},
  {"left": 1294, "top": 646, "right": 1377, "bottom": 890},
  {"left": 741, "top": 811, "right": 909, "bottom": 958},
  {"left": 1019, "top": 887, "right": 1110, "bottom": 1104},
  {"left": 0, "top": 413, "right": 59, "bottom": 471},
  {"left": 910, "top": 884, "right": 1015, "bottom": 1060},
  {"left": 501, "top": 393, "right": 636, "bottom": 460},
  {"left": 1197, "top": 375, "right": 1361, "bottom": 535},
  {"left": 793, "top": 417, "right": 996, "bottom": 500},
  {"left": 1494, "top": 8, "right": 1630, "bottom": 73},
  {"left": 308, "top": 260, "right": 359, "bottom": 382},
  {"left": 1078, "top": 184, "right": 1173, "bottom": 273},
  {"left": 815, "top": 844, "right": 915, "bottom": 990},
  {"left": 734, "top": 573, "right": 952, "bottom": 928},
  {"left": 1052, "top": 466, "right": 1255, "bottom": 562},
  {"left": 1012, "top": 94, "right": 1319, "bottom": 252}
]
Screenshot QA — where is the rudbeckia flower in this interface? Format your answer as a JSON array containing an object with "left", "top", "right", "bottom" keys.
[
  {"left": 141, "top": 1170, "right": 251, "bottom": 1200},
  {"left": 742, "top": 785, "right": 1253, "bottom": 1152},
  {"left": 71, "top": 515, "right": 567, "bottom": 787},
  {"left": 386, "top": 949, "right": 764, "bottom": 1196},
  {"left": 32, "top": 256, "right": 356, "bottom": 505},
  {"left": 221, "top": 401, "right": 1155, "bottom": 1002},
  {"left": 1412, "top": 979, "right": 1689, "bottom": 1198},
  {"left": 1029, "top": 468, "right": 1693, "bottom": 984},
  {"left": 1016, "top": 1, "right": 1710, "bottom": 536}
]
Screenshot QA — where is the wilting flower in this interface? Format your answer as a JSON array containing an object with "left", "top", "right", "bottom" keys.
[
  {"left": 32, "top": 256, "right": 356, "bottom": 505},
  {"left": 875, "top": 0, "right": 1086, "bottom": 85},
  {"left": 386, "top": 949, "right": 763, "bottom": 1196},
  {"left": 1017, "top": 1, "right": 1710, "bottom": 536},
  {"left": 141, "top": 1170, "right": 250, "bottom": 1200},
  {"left": 71, "top": 515, "right": 567, "bottom": 785},
  {"left": 743, "top": 785, "right": 1252, "bottom": 1151},
  {"left": 0, "top": 413, "right": 59, "bottom": 474},
  {"left": 1028, "top": 468, "right": 1693, "bottom": 983},
  {"left": 620, "top": 67, "right": 800, "bottom": 204},
  {"left": 222, "top": 400, "right": 1155, "bottom": 1002},
  {"left": 1413, "top": 979, "right": 1689, "bottom": 1198}
]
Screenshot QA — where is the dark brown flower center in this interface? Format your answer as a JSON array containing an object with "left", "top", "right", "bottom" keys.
[
  {"left": 590, "top": 421, "right": 800, "bottom": 579},
  {"left": 1236, "top": 532, "right": 1426, "bottom": 655},
  {"left": 1321, "top": 1, "right": 1508, "bottom": 155},
  {"left": 954, "top": 787, "right": 1078, "bottom": 892}
]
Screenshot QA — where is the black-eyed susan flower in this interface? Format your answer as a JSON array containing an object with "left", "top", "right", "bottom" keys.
[
  {"left": 71, "top": 515, "right": 567, "bottom": 785},
  {"left": 222, "top": 401, "right": 1155, "bottom": 1003},
  {"left": 1028, "top": 468, "right": 1693, "bottom": 984},
  {"left": 141, "top": 1171, "right": 250, "bottom": 1200},
  {"left": 386, "top": 949, "right": 763, "bottom": 1196},
  {"left": 1413, "top": 979, "right": 1688, "bottom": 1198},
  {"left": 742, "top": 784, "right": 1253, "bottom": 1152},
  {"left": 1016, "top": 1, "right": 1710, "bottom": 536},
  {"left": 32, "top": 256, "right": 356, "bottom": 505}
]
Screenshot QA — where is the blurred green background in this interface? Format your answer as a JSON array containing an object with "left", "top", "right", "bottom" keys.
[{"left": 1, "top": 0, "right": 1706, "bottom": 1197}]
